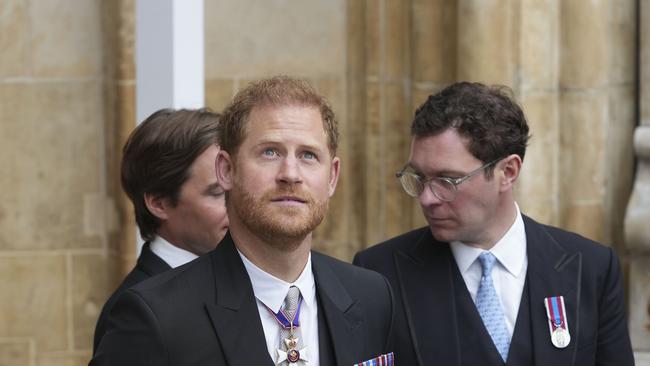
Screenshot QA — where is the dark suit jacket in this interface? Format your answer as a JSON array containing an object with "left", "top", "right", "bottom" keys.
[
  {"left": 90, "top": 233, "right": 394, "bottom": 366},
  {"left": 93, "top": 242, "right": 171, "bottom": 353},
  {"left": 353, "top": 215, "right": 634, "bottom": 366}
]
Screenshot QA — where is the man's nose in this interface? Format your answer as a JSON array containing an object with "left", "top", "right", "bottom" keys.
[
  {"left": 277, "top": 156, "right": 303, "bottom": 185},
  {"left": 418, "top": 183, "right": 443, "bottom": 207}
]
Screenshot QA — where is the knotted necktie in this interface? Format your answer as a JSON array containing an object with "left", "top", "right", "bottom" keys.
[
  {"left": 476, "top": 252, "right": 510, "bottom": 361},
  {"left": 276, "top": 285, "right": 307, "bottom": 365}
]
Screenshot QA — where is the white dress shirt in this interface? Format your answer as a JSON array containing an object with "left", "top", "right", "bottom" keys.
[
  {"left": 238, "top": 250, "right": 320, "bottom": 366},
  {"left": 450, "top": 203, "right": 528, "bottom": 338},
  {"left": 149, "top": 236, "right": 198, "bottom": 269}
]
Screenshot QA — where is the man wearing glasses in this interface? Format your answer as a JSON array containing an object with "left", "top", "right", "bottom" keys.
[{"left": 354, "top": 82, "right": 634, "bottom": 366}]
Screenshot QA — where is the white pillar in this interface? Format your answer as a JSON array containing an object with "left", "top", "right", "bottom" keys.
[
  {"left": 136, "top": 0, "right": 205, "bottom": 123},
  {"left": 135, "top": 0, "right": 204, "bottom": 252}
]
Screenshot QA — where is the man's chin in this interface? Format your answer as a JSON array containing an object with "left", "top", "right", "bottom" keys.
[{"left": 428, "top": 227, "right": 457, "bottom": 243}]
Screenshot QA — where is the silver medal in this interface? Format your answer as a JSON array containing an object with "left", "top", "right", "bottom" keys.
[{"left": 551, "top": 327, "right": 570, "bottom": 348}]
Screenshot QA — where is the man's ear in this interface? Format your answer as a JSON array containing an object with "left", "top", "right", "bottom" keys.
[
  {"left": 499, "top": 154, "right": 522, "bottom": 192},
  {"left": 144, "top": 192, "right": 170, "bottom": 220},
  {"left": 328, "top": 156, "right": 341, "bottom": 197},
  {"left": 215, "top": 149, "right": 234, "bottom": 191}
]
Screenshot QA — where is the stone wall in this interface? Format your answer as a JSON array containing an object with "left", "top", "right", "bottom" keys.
[
  {"left": 626, "top": 0, "right": 650, "bottom": 362},
  {"left": 0, "top": 1, "right": 644, "bottom": 365},
  {"left": 0, "top": 0, "right": 115, "bottom": 364}
]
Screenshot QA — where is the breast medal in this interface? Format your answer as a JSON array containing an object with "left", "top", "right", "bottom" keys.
[
  {"left": 267, "top": 299, "right": 309, "bottom": 365},
  {"left": 544, "top": 296, "right": 571, "bottom": 349}
]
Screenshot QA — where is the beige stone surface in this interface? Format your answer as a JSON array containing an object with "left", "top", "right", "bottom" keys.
[
  {"left": 364, "top": 0, "right": 381, "bottom": 77},
  {"left": 0, "top": 255, "right": 67, "bottom": 351},
  {"left": 629, "top": 257, "right": 650, "bottom": 350},
  {"left": 72, "top": 254, "right": 108, "bottom": 351},
  {"left": 345, "top": 0, "right": 365, "bottom": 79},
  {"left": 562, "top": 202, "right": 605, "bottom": 243},
  {"left": 384, "top": 0, "right": 409, "bottom": 79},
  {"left": 411, "top": 0, "right": 457, "bottom": 83},
  {"left": 364, "top": 81, "right": 383, "bottom": 244},
  {"left": 30, "top": 0, "right": 102, "bottom": 78},
  {"left": 205, "top": 79, "right": 234, "bottom": 113},
  {"left": 313, "top": 78, "right": 350, "bottom": 248},
  {"left": 457, "top": 0, "right": 513, "bottom": 85},
  {"left": 344, "top": 25, "right": 369, "bottom": 249},
  {"left": 0, "top": 0, "right": 30, "bottom": 78},
  {"left": 383, "top": 82, "right": 413, "bottom": 238},
  {"left": 607, "top": 0, "right": 636, "bottom": 85},
  {"left": 559, "top": 0, "right": 607, "bottom": 89},
  {"left": 0, "top": 82, "right": 103, "bottom": 250},
  {"left": 604, "top": 86, "right": 636, "bottom": 246},
  {"left": 0, "top": 339, "right": 31, "bottom": 366},
  {"left": 559, "top": 91, "right": 607, "bottom": 203},
  {"left": 520, "top": 0, "right": 558, "bottom": 89},
  {"left": 107, "top": 82, "right": 135, "bottom": 255},
  {"left": 38, "top": 351, "right": 92, "bottom": 366},
  {"left": 116, "top": 0, "right": 135, "bottom": 81},
  {"left": 518, "top": 198, "right": 558, "bottom": 227},
  {"left": 204, "top": 0, "right": 345, "bottom": 79},
  {"left": 643, "top": 0, "right": 650, "bottom": 125},
  {"left": 517, "top": 91, "right": 558, "bottom": 202}
]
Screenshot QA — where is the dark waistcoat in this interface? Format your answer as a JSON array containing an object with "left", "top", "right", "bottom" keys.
[{"left": 451, "top": 263, "right": 534, "bottom": 366}]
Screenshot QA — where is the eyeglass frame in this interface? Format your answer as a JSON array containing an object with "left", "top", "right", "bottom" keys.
[{"left": 395, "top": 157, "right": 505, "bottom": 202}]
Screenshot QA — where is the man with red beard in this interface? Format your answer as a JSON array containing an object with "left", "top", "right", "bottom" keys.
[{"left": 90, "top": 76, "right": 394, "bottom": 366}]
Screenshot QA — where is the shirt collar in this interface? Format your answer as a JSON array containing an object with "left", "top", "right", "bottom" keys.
[
  {"left": 149, "top": 235, "right": 198, "bottom": 269},
  {"left": 450, "top": 202, "right": 527, "bottom": 277},
  {"left": 238, "top": 249, "right": 316, "bottom": 313}
]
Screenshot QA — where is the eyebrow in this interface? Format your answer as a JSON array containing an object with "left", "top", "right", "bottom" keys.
[
  {"left": 256, "top": 140, "right": 326, "bottom": 154},
  {"left": 407, "top": 163, "right": 468, "bottom": 177}
]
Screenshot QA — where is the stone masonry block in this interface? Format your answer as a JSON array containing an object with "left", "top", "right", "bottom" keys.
[
  {"left": 204, "top": 0, "right": 345, "bottom": 79},
  {"left": 30, "top": 0, "right": 102, "bottom": 77},
  {"left": 0, "top": 0, "right": 29, "bottom": 77},
  {"left": 0, "top": 255, "right": 67, "bottom": 352}
]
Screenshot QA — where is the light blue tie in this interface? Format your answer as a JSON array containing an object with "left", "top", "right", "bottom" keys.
[{"left": 476, "top": 252, "right": 510, "bottom": 362}]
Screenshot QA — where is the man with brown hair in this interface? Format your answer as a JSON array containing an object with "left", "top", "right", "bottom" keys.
[
  {"left": 354, "top": 82, "right": 634, "bottom": 365},
  {"left": 92, "top": 108, "right": 229, "bottom": 353},
  {"left": 90, "top": 76, "right": 394, "bottom": 366}
]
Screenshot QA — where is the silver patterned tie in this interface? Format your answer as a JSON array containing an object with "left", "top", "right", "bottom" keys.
[
  {"left": 475, "top": 252, "right": 510, "bottom": 361},
  {"left": 276, "top": 286, "right": 308, "bottom": 365}
]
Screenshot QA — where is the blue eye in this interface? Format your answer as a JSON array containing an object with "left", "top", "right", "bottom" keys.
[
  {"left": 303, "top": 151, "right": 317, "bottom": 160},
  {"left": 263, "top": 148, "right": 278, "bottom": 157}
]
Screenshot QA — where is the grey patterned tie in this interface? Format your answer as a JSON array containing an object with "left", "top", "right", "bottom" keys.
[{"left": 276, "top": 286, "right": 308, "bottom": 365}]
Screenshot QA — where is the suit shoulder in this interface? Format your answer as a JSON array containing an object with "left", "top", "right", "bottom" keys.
[
  {"left": 531, "top": 218, "right": 611, "bottom": 255},
  {"left": 312, "top": 251, "right": 385, "bottom": 281},
  {"left": 524, "top": 216, "right": 616, "bottom": 269},
  {"left": 129, "top": 254, "right": 213, "bottom": 300},
  {"left": 355, "top": 226, "right": 430, "bottom": 261}
]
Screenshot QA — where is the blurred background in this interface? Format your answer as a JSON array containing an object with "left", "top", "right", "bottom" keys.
[{"left": 1, "top": 0, "right": 649, "bottom": 364}]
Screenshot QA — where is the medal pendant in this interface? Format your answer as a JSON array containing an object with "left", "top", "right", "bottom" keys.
[
  {"left": 287, "top": 349, "right": 300, "bottom": 363},
  {"left": 551, "top": 327, "right": 570, "bottom": 348},
  {"left": 284, "top": 336, "right": 298, "bottom": 350}
]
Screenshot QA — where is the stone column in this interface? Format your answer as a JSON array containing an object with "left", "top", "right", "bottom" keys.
[
  {"left": 353, "top": 0, "right": 414, "bottom": 247},
  {"left": 558, "top": 0, "right": 610, "bottom": 243},
  {"left": 625, "top": 1, "right": 650, "bottom": 362},
  {"left": 515, "top": 0, "right": 561, "bottom": 225},
  {"left": 456, "top": 0, "right": 517, "bottom": 85},
  {"left": 408, "top": 0, "right": 457, "bottom": 227}
]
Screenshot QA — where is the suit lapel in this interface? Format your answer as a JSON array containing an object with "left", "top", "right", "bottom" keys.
[
  {"left": 312, "top": 253, "right": 364, "bottom": 366},
  {"left": 523, "top": 216, "right": 580, "bottom": 366},
  {"left": 394, "top": 229, "right": 461, "bottom": 366},
  {"left": 204, "top": 233, "right": 274, "bottom": 366}
]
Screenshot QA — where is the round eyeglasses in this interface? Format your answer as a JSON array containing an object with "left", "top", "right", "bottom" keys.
[{"left": 395, "top": 157, "right": 504, "bottom": 202}]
